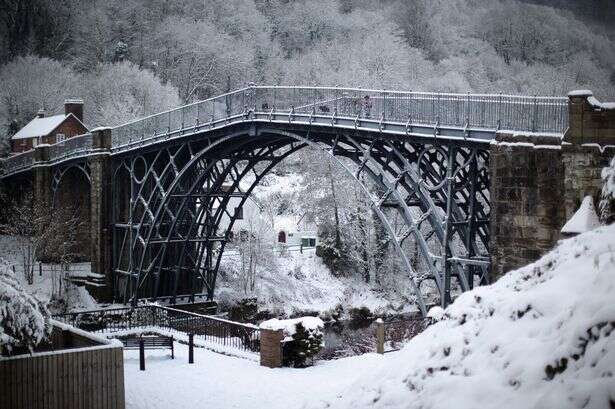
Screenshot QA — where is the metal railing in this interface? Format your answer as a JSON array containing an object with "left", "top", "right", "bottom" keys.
[
  {"left": 111, "top": 88, "right": 249, "bottom": 151},
  {"left": 48, "top": 133, "right": 93, "bottom": 162},
  {"left": 1, "top": 150, "right": 35, "bottom": 175},
  {"left": 111, "top": 86, "right": 568, "bottom": 152},
  {"left": 1, "top": 133, "right": 93, "bottom": 176},
  {"left": 54, "top": 304, "right": 261, "bottom": 354},
  {"left": 2, "top": 86, "right": 569, "bottom": 174}
]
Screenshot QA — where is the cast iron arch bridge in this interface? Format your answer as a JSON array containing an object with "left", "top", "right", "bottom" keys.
[{"left": 0, "top": 86, "right": 569, "bottom": 315}]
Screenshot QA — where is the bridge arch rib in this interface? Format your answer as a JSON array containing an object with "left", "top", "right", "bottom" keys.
[
  {"left": 49, "top": 162, "right": 93, "bottom": 261},
  {"left": 113, "top": 124, "right": 491, "bottom": 315}
]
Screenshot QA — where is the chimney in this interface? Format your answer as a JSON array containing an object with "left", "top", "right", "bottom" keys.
[
  {"left": 36, "top": 109, "right": 45, "bottom": 118},
  {"left": 64, "top": 99, "right": 84, "bottom": 122}
]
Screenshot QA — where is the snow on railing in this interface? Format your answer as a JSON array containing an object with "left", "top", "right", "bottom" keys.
[
  {"left": 53, "top": 304, "right": 261, "bottom": 356},
  {"left": 2, "top": 86, "right": 569, "bottom": 173},
  {"left": 1, "top": 149, "right": 36, "bottom": 175},
  {"left": 48, "top": 133, "right": 93, "bottom": 162},
  {"left": 110, "top": 86, "right": 568, "bottom": 152},
  {"left": 111, "top": 88, "right": 249, "bottom": 151}
]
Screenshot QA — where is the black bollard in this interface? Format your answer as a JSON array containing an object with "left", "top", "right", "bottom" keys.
[
  {"left": 189, "top": 334, "right": 194, "bottom": 364},
  {"left": 139, "top": 339, "right": 145, "bottom": 371}
]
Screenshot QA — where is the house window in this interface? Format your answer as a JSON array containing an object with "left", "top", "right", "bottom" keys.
[
  {"left": 235, "top": 207, "right": 243, "bottom": 220},
  {"left": 32, "top": 138, "right": 38, "bottom": 147},
  {"left": 278, "top": 231, "right": 286, "bottom": 243},
  {"left": 56, "top": 133, "right": 65, "bottom": 144},
  {"left": 301, "top": 237, "right": 316, "bottom": 247}
]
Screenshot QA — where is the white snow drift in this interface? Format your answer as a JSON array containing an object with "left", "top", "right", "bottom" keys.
[{"left": 318, "top": 224, "right": 615, "bottom": 409}]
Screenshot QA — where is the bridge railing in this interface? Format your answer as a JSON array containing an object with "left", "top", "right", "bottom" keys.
[
  {"left": 112, "top": 88, "right": 249, "bottom": 151},
  {"left": 1, "top": 149, "right": 36, "bottom": 175},
  {"left": 111, "top": 86, "right": 568, "bottom": 152},
  {"left": 0, "top": 86, "right": 567, "bottom": 165},
  {"left": 48, "top": 133, "right": 93, "bottom": 162},
  {"left": 249, "top": 86, "right": 568, "bottom": 134}
]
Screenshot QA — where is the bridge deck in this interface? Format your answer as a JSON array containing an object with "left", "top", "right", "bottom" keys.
[{"left": 0, "top": 86, "right": 567, "bottom": 177}]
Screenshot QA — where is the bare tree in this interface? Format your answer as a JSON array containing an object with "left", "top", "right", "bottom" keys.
[{"left": 1, "top": 192, "right": 82, "bottom": 287}]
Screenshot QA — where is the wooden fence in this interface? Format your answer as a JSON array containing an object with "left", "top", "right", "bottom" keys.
[{"left": 0, "top": 321, "right": 125, "bottom": 409}]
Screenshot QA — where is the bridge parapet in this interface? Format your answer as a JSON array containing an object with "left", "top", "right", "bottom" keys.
[
  {"left": 110, "top": 86, "right": 568, "bottom": 154},
  {"left": 1, "top": 86, "right": 569, "bottom": 176},
  {"left": 1, "top": 149, "right": 35, "bottom": 175},
  {"left": 564, "top": 90, "right": 615, "bottom": 146},
  {"left": 48, "top": 132, "right": 93, "bottom": 162}
]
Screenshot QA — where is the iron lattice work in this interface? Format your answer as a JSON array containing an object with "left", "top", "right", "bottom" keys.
[
  {"left": 112, "top": 125, "right": 490, "bottom": 315},
  {"left": 51, "top": 162, "right": 91, "bottom": 201}
]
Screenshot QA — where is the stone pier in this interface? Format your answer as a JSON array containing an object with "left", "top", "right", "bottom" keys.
[{"left": 489, "top": 91, "right": 615, "bottom": 278}]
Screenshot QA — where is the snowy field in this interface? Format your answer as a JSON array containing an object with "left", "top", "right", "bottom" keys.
[{"left": 123, "top": 343, "right": 384, "bottom": 409}]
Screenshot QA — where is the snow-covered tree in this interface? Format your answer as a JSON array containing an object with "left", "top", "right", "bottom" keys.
[
  {"left": 0, "top": 55, "right": 79, "bottom": 148},
  {"left": 234, "top": 210, "right": 275, "bottom": 296},
  {"left": 600, "top": 156, "right": 615, "bottom": 224},
  {"left": 84, "top": 61, "right": 181, "bottom": 126},
  {"left": 0, "top": 259, "right": 51, "bottom": 355}
]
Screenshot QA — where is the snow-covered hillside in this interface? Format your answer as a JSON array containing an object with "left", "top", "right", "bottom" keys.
[
  {"left": 316, "top": 225, "right": 615, "bottom": 409},
  {"left": 217, "top": 249, "right": 420, "bottom": 316}
]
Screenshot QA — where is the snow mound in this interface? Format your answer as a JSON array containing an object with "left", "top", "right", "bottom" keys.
[
  {"left": 320, "top": 225, "right": 615, "bottom": 409},
  {"left": 260, "top": 316, "right": 324, "bottom": 340},
  {"left": 426, "top": 306, "right": 445, "bottom": 321},
  {"left": 561, "top": 196, "right": 601, "bottom": 234}
]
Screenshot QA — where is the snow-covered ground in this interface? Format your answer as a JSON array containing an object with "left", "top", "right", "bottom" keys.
[
  {"left": 123, "top": 343, "right": 383, "bottom": 409},
  {"left": 314, "top": 224, "right": 615, "bottom": 409},
  {"left": 124, "top": 224, "right": 615, "bottom": 409}
]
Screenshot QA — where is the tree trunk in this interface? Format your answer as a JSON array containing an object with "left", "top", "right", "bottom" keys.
[{"left": 327, "top": 162, "right": 341, "bottom": 249}]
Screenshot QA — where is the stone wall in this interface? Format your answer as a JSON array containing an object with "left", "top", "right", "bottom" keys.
[
  {"left": 562, "top": 91, "right": 615, "bottom": 221},
  {"left": 490, "top": 91, "right": 615, "bottom": 279},
  {"left": 564, "top": 90, "right": 615, "bottom": 146},
  {"left": 489, "top": 133, "right": 565, "bottom": 278}
]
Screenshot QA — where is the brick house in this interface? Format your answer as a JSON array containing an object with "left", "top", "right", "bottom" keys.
[{"left": 11, "top": 100, "right": 88, "bottom": 153}]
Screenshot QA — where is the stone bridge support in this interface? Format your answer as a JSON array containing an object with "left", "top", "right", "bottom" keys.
[
  {"left": 33, "top": 144, "right": 53, "bottom": 210},
  {"left": 4, "top": 129, "right": 114, "bottom": 300},
  {"left": 89, "top": 128, "right": 113, "bottom": 298},
  {"left": 490, "top": 91, "right": 615, "bottom": 278}
]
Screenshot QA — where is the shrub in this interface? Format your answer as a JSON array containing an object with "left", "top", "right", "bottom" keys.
[
  {"left": 260, "top": 316, "right": 325, "bottom": 367},
  {"left": 282, "top": 321, "right": 324, "bottom": 367},
  {"left": 0, "top": 260, "right": 51, "bottom": 355}
]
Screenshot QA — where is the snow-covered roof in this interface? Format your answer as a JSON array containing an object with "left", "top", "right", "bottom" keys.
[
  {"left": 12, "top": 113, "right": 86, "bottom": 140},
  {"left": 274, "top": 214, "right": 317, "bottom": 234},
  {"left": 561, "top": 196, "right": 601, "bottom": 234},
  {"left": 275, "top": 215, "right": 298, "bottom": 233}
]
